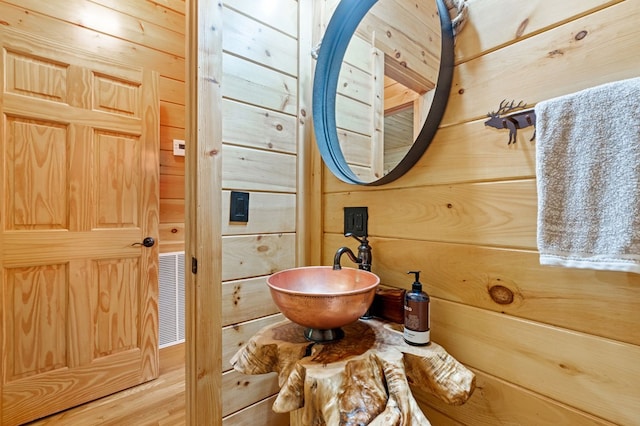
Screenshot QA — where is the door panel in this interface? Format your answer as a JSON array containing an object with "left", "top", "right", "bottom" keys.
[{"left": 0, "top": 28, "right": 159, "bottom": 425}]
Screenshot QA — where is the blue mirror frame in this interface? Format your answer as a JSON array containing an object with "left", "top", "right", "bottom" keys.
[{"left": 312, "top": 0, "right": 455, "bottom": 185}]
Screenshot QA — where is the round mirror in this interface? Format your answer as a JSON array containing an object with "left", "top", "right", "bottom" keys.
[{"left": 313, "top": 0, "right": 455, "bottom": 185}]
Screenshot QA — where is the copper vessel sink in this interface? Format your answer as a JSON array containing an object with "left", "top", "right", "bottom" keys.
[{"left": 267, "top": 266, "right": 380, "bottom": 342}]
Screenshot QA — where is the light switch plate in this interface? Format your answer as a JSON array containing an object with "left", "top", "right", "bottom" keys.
[
  {"left": 173, "top": 139, "right": 185, "bottom": 156},
  {"left": 344, "top": 206, "right": 368, "bottom": 237},
  {"left": 229, "top": 191, "right": 249, "bottom": 223}
]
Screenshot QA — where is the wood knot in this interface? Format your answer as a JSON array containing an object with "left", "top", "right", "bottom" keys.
[
  {"left": 558, "top": 362, "right": 581, "bottom": 376},
  {"left": 516, "top": 18, "right": 529, "bottom": 38},
  {"left": 575, "top": 30, "right": 588, "bottom": 41},
  {"left": 488, "top": 285, "right": 514, "bottom": 305}
]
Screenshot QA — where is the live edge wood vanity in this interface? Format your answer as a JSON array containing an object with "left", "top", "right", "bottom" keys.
[{"left": 231, "top": 318, "right": 475, "bottom": 425}]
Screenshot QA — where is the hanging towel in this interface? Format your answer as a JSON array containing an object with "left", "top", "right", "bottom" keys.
[{"left": 535, "top": 77, "right": 640, "bottom": 273}]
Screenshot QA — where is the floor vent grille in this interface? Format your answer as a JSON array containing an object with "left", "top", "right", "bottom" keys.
[{"left": 159, "top": 251, "right": 185, "bottom": 348}]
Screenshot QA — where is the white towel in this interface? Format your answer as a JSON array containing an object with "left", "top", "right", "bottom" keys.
[{"left": 535, "top": 77, "right": 640, "bottom": 273}]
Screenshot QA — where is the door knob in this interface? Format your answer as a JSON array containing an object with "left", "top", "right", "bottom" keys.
[{"left": 132, "top": 237, "right": 155, "bottom": 248}]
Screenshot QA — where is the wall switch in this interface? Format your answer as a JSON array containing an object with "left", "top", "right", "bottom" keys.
[
  {"left": 229, "top": 191, "right": 249, "bottom": 223},
  {"left": 173, "top": 139, "right": 186, "bottom": 156},
  {"left": 344, "top": 207, "right": 368, "bottom": 237}
]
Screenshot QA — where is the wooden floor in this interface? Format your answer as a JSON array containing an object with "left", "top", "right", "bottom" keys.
[{"left": 27, "top": 345, "right": 186, "bottom": 426}]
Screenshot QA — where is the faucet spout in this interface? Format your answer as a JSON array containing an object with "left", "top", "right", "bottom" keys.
[{"left": 333, "top": 246, "right": 359, "bottom": 270}]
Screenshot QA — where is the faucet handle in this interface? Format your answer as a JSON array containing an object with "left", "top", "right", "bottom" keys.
[{"left": 345, "top": 233, "right": 372, "bottom": 272}]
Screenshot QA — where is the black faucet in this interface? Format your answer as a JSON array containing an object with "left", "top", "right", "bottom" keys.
[
  {"left": 333, "top": 233, "right": 372, "bottom": 271},
  {"left": 334, "top": 233, "right": 374, "bottom": 319}
]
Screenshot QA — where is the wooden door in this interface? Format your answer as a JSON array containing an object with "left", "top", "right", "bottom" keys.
[{"left": 0, "top": 28, "right": 159, "bottom": 425}]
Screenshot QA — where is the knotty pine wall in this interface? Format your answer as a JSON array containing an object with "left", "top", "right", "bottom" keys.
[
  {"left": 218, "top": 0, "right": 305, "bottom": 424},
  {"left": 319, "top": 0, "right": 640, "bottom": 424}
]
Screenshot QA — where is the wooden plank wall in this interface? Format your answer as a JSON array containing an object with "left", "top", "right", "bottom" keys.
[
  {"left": 218, "top": 0, "right": 301, "bottom": 423},
  {"left": 336, "top": 36, "right": 379, "bottom": 180},
  {"left": 319, "top": 0, "right": 640, "bottom": 424}
]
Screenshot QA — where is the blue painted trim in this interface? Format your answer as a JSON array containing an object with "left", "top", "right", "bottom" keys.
[
  {"left": 312, "top": 0, "right": 455, "bottom": 186},
  {"left": 312, "top": 0, "right": 377, "bottom": 184}
]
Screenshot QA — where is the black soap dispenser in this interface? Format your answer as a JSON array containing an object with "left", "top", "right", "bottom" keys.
[{"left": 403, "top": 270, "right": 430, "bottom": 346}]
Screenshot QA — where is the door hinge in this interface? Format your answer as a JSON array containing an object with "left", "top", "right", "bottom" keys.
[{"left": 191, "top": 256, "right": 198, "bottom": 274}]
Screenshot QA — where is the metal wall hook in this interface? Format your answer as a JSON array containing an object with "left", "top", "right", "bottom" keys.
[{"left": 485, "top": 99, "right": 537, "bottom": 145}]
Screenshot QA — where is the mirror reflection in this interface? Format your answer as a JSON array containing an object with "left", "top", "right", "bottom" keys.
[
  {"left": 334, "top": 0, "right": 441, "bottom": 182},
  {"left": 313, "top": 0, "right": 466, "bottom": 185}
]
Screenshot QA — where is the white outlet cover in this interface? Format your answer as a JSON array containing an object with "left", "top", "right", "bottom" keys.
[{"left": 173, "top": 139, "right": 185, "bottom": 156}]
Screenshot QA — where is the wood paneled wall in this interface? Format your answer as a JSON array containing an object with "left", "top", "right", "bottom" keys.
[
  {"left": 218, "top": 0, "right": 303, "bottom": 423},
  {"left": 319, "top": 0, "right": 640, "bottom": 424},
  {"left": 186, "top": 0, "right": 307, "bottom": 422}
]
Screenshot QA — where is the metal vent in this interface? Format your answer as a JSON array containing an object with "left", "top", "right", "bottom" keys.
[
  {"left": 177, "top": 253, "right": 185, "bottom": 341},
  {"left": 159, "top": 252, "right": 185, "bottom": 348}
]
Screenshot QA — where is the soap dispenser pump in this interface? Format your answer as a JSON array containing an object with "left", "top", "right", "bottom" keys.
[{"left": 403, "top": 270, "right": 430, "bottom": 346}]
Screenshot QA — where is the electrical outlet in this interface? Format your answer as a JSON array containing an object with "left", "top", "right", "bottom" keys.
[
  {"left": 173, "top": 139, "right": 185, "bottom": 156},
  {"left": 344, "top": 207, "right": 368, "bottom": 237}
]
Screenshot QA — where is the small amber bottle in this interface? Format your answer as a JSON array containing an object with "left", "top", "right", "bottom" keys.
[{"left": 403, "top": 271, "right": 430, "bottom": 346}]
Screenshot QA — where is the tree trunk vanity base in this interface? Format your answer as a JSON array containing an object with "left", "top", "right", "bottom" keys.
[{"left": 231, "top": 319, "right": 475, "bottom": 425}]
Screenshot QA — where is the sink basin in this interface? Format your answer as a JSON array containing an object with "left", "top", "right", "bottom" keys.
[{"left": 266, "top": 266, "right": 380, "bottom": 342}]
